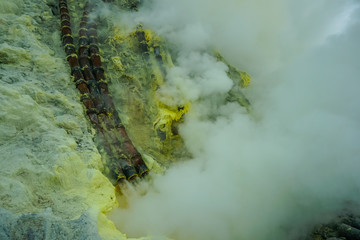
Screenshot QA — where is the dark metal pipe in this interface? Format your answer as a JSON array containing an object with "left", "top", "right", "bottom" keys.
[{"left": 58, "top": 0, "right": 149, "bottom": 182}]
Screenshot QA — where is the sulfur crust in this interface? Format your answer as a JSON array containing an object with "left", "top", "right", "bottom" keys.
[
  {"left": 106, "top": 25, "right": 190, "bottom": 167},
  {"left": 0, "top": 1, "right": 144, "bottom": 239},
  {"left": 98, "top": 212, "right": 128, "bottom": 240}
]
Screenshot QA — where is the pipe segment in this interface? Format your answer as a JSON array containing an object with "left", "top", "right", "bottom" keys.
[{"left": 58, "top": 0, "right": 149, "bottom": 181}]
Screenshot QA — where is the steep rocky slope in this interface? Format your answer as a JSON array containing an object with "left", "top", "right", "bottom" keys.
[{"left": 0, "top": 0, "right": 126, "bottom": 239}]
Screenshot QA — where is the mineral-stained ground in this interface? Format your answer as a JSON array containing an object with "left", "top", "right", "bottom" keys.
[
  {"left": 0, "top": 0, "right": 197, "bottom": 238},
  {"left": 1, "top": 0, "right": 359, "bottom": 239},
  {"left": 0, "top": 0, "right": 136, "bottom": 239}
]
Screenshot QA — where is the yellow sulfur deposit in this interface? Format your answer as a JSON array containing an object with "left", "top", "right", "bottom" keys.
[
  {"left": 153, "top": 102, "right": 190, "bottom": 140},
  {"left": 215, "top": 51, "right": 252, "bottom": 88},
  {"left": 105, "top": 25, "right": 190, "bottom": 167},
  {"left": 98, "top": 212, "right": 128, "bottom": 240},
  {"left": 240, "top": 71, "right": 251, "bottom": 88}
]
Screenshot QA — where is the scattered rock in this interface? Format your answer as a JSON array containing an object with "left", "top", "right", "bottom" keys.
[{"left": 0, "top": 208, "right": 102, "bottom": 240}]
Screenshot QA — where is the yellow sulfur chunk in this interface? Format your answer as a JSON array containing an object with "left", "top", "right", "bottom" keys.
[
  {"left": 240, "top": 71, "right": 251, "bottom": 87},
  {"left": 153, "top": 102, "right": 190, "bottom": 140}
]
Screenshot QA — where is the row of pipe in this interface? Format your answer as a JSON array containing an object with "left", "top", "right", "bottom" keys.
[{"left": 58, "top": 0, "right": 149, "bottom": 181}]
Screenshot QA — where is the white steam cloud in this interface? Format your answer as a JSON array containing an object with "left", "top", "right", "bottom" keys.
[{"left": 108, "top": 0, "right": 360, "bottom": 239}]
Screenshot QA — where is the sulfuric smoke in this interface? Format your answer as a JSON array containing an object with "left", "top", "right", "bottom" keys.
[{"left": 107, "top": 0, "right": 360, "bottom": 239}]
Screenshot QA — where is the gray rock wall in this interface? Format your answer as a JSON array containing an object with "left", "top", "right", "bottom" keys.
[{"left": 0, "top": 208, "right": 102, "bottom": 240}]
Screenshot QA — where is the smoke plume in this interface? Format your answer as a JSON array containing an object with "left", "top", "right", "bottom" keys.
[{"left": 108, "top": 0, "right": 360, "bottom": 239}]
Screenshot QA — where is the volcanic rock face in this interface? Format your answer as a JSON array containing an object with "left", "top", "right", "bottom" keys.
[
  {"left": 0, "top": 0, "right": 178, "bottom": 238},
  {"left": 0, "top": 0, "right": 122, "bottom": 238},
  {"left": 1, "top": 0, "right": 359, "bottom": 240},
  {"left": 0, "top": 208, "right": 102, "bottom": 240}
]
